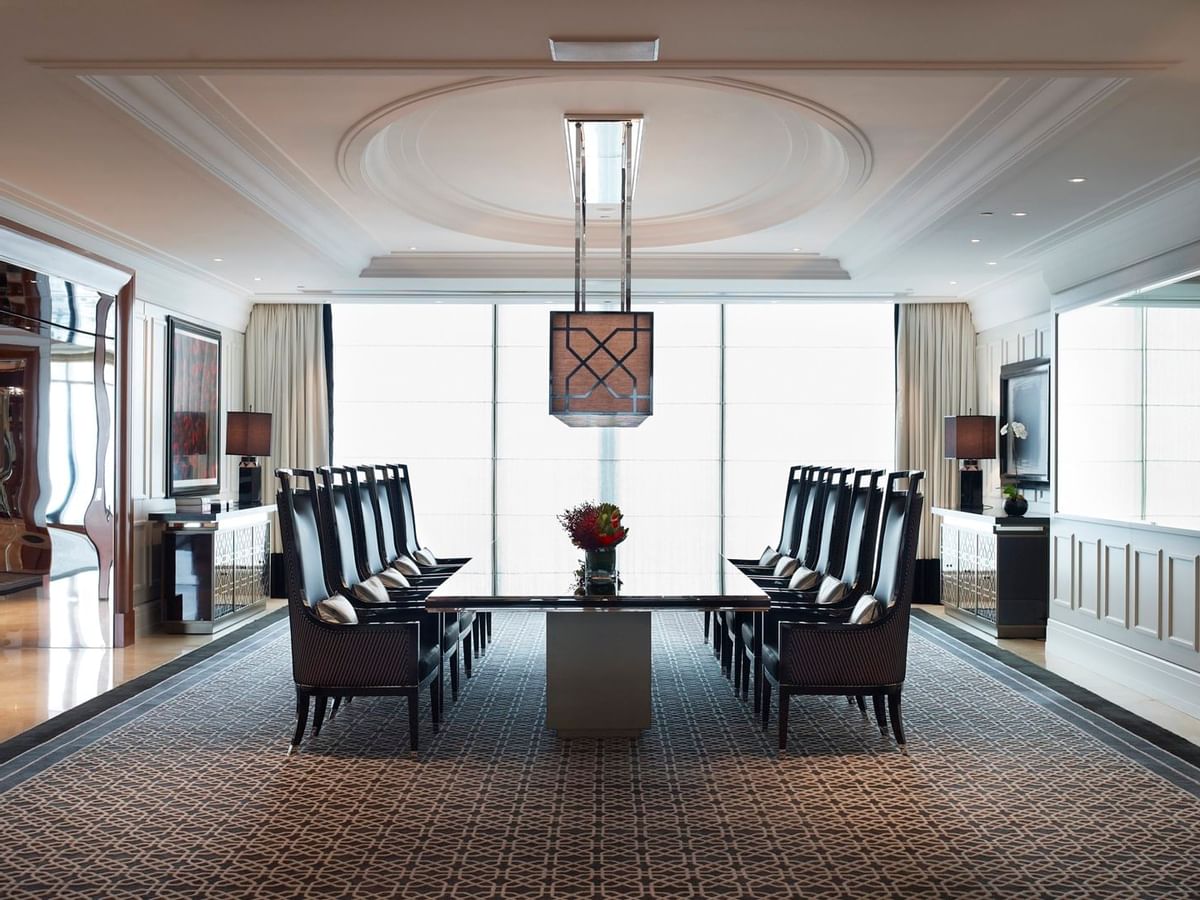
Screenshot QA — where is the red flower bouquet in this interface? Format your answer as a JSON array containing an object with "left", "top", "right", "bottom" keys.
[{"left": 558, "top": 501, "right": 629, "bottom": 551}]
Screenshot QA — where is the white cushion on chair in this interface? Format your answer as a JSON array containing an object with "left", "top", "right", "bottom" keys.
[
  {"left": 392, "top": 556, "right": 422, "bottom": 577},
  {"left": 377, "top": 568, "right": 411, "bottom": 590},
  {"left": 788, "top": 566, "right": 821, "bottom": 591},
  {"left": 414, "top": 548, "right": 438, "bottom": 567},
  {"left": 758, "top": 546, "right": 782, "bottom": 566},
  {"left": 849, "top": 595, "right": 885, "bottom": 624},
  {"left": 316, "top": 597, "right": 358, "bottom": 625},
  {"left": 773, "top": 556, "right": 799, "bottom": 578},
  {"left": 816, "top": 577, "right": 849, "bottom": 606},
  {"left": 352, "top": 577, "right": 390, "bottom": 605}
]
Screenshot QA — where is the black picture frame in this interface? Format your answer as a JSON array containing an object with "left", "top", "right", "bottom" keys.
[
  {"left": 165, "top": 317, "right": 222, "bottom": 498},
  {"left": 999, "top": 356, "right": 1051, "bottom": 489}
]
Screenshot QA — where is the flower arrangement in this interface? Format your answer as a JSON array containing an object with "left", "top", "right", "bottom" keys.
[
  {"left": 1001, "top": 421, "right": 1028, "bottom": 440},
  {"left": 558, "top": 501, "right": 629, "bottom": 551}
]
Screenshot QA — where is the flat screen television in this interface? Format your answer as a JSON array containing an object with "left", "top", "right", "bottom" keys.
[{"left": 999, "top": 357, "right": 1051, "bottom": 489}]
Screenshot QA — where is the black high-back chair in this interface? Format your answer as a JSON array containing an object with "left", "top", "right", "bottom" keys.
[
  {"left": 762, "top": 471, "right": 925, "bottom": 750},
  {"left": 373, "top": 464, "right": 455, "bottom": 581},
  {"left": 392, "top": 463, "right": 470, "bottom": 570},
  {"left": 751, "top": 468, "right": 852, "bottom": 590},
  {"left": 735, "top": 465, "right": 825, "bottom": 576},
  {"left": 276, "top": 469, "right": 442, "bottom": 754},
  {"left": 730, "top": 465, "right": 814, "bottom": 569}
]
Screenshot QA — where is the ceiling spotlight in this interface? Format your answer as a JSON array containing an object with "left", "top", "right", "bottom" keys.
[
  {"left": 970, "top": 238, "right": 981, "bottom": 244},
  {"left": 986, "top": 261, "right": 998, "bottom": 266},
  {"left": 949, "top": 281, "right": 958, "bottom": 286},
  {"left": 212, "top": 257, "right": 224, "bottom": 262},
  {"left": 253, "top": 276, "right": 262, "bottom": 282},
  {"left": 1011, "top": 211, "right": 1028, "bottom": 217},
  {"left": 1068, "top": 176, "right": 1087, "bottom": 183},
  {"left": 409, "top": 246, "right": 418, "bottom": 251}
]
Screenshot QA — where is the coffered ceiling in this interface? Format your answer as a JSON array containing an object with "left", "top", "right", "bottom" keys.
[{"left": 3, "top": 0, "right": 1200, "bottom": 330}]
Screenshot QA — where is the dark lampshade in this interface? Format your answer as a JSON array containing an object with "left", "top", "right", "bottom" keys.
[
  {"left": 944, "top": 415, "right": 997, "bottom": 461},
  {"left": 226, "top": 411, "right": 272, "bottom": 457},
  {"left": 549, "top": 310, "right": 653, "bottom": 427}
]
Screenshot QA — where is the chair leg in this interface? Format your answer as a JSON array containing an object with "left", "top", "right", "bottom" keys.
[
  {"left": 888, "top": 691, "right": 906, "bottom": 745},
  {"left": 463, "top": 634, "right": 473, "bottom": 677},
  {"left": 739, "top": 648, "right": 751, "bottom": 701},
  {"left": 855, "top": 695, "right": 867, "bottom": 715},
  {"left": 487, "top": 611, "right": 493, "bottom": 641},
  {"left": 449, "top": 643, "right": 460, "bottom": 700},
  {"left": 761, "top": 684, "right": 771, "bottom": 730},
  {"left": 752, "top": 657, "right": 763, "bottom": 715},
  {"left": 731, "top": 636, "right": 742, "bottom": 693},
  {"left": 872, "top": 695, "right": 887, "bottom": 734},
  {"left": 778, "top": 690, "right": 789, "bottom": 750},
  {"left": 408, "top": 691, "right": 420, "bottom": 751},
  {"left": 703, "top": 610, "right": 711, "bottom": 643},
  {"left": 329, "top": 696, "right": 342, "bottom": 718},
  {"left": 289, "top": 688, "right": 310, "bottom": 755},
  {"left": 430, "top": 680, "right": 440, "bottom": 732},
  {"left": 311, "top": 694, "right": 329, "bottom": 737}
]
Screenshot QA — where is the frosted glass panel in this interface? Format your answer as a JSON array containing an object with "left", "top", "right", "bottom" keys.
[{"left": 1058, "top": 300, "right": 1200, "bottom": 526}]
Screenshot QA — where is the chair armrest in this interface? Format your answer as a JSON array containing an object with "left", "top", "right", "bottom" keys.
[
  {"left": 776, "top": 606, "right": 909, "bottom": 688},
  {"left": 290, "top": 611, "right": 422, "bottom": 688}
]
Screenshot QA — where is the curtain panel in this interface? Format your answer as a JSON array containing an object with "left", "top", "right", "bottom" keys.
[
  {"left": 244, "top": 303, "right": 332, "bottom": 550},
  {"left": 896, "top": 303, "right": 978, "bottom": 560}
]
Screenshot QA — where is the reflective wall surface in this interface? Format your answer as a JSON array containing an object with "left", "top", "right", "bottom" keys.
[{"left": 0, "top": 262, "right": 115, "bottom": 647}]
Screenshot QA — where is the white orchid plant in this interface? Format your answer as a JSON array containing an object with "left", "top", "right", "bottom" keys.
[{"left": 1001, "top": 421, "right": 1028, "bottom": 440}]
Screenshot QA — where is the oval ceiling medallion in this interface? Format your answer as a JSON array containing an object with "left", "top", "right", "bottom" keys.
[{"left": 339, "top": 75, "right": 872, "bottom": 248}]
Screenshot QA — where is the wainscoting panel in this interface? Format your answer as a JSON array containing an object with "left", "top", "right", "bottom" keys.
[{"left": 1051, "top": 518, "right": 1200, "bottom": 681}]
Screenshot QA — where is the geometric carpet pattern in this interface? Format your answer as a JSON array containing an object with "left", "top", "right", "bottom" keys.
[{"left": 2, "top": 610, "right": 1200, "bottom": 897}]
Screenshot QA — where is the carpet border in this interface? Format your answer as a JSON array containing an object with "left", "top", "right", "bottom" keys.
[
  {"left": 0, "top": 607, "right": 288, "bottom": 768},
  {"left": 912, "top": 607, "right": 1200, "bottom": 770}
]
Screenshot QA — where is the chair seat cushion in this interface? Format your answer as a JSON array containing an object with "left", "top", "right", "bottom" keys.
[
  {"left": 315, "top": 597, "right": 358, "bottom": 625},
  {"left": 352, "top": 576, "right": 391, "bottom": 605},
  {"left": 788, "top": 566, "right": 821, "bottom": 591},
  {"left": 376, "top": 568, "right": 411, "bottom": 590},
  {"left": 758, "top": 546, "right": 782, "bottom": 566},
  {"left": 816, "top": 576, "right": 850, "bottom": 606},
  {"left": 414, "top": 548, "right": 438, "bottom": 566},
  {"left": 773, "top": 556, "right": 799, "bottom": 578},
  {"left": 392, "top": 556, "right": 422, "bottom": 577}
]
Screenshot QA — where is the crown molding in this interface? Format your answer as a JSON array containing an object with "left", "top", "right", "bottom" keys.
[
  {"left": 0, "top": 182, "right": 253, "bottom": 331},
  {"left": 80, "top": 73, "right": 382, "bottom": 272},
  {"left": 359, "top": 252, "right": 849, "bottom": 280},
  {"left": 829, "top": 74, "right": 1129, "bottom": 275},
  {"left": 33, "top": 59, "right": 1176, "bottom": 76}
]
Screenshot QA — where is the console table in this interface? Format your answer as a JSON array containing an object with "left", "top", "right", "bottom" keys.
[
  {"left": 150, "top": 504, "right": 275, "bottom": 634},
  {"left": 933, "top": 505, "right": 1050, "bottom": 638}
]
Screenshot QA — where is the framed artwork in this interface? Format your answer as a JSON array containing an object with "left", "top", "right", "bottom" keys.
[
  {"left": 166, "top": 317, "right": 221, "bottom": 497},
  {"left": 999, "top": 356, "right": 1051, "bottom": 489}
]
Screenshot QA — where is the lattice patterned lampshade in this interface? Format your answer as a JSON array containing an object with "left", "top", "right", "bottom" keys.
[
  {"left": 225, "top": 411, "right": 272, "bottom": 457},
  {"left": 943, "top": 415, "right": 997, "bottom": 460},
  {"left": 549, "top": 311, "right": 653, "bottom": 427}
]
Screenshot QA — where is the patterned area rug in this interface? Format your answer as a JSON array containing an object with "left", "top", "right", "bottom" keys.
[{"left": 2, "top": 610, "right": 1200, "bottom": 898}]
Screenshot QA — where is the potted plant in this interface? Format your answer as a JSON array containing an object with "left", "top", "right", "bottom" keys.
[
  {"left": 559, "top": 501, "right": 628, "bottom": 590},
  {"left": 1002, "top": 482, "right": 1028, "bottom": 517}
]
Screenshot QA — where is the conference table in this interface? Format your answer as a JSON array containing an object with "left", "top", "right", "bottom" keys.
[{"left": 425, "top": 556, "right": 769, "bottom": 737}]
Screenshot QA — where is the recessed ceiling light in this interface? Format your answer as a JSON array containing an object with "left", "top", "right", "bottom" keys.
[
  {"left": 970, "top": 238, "right": 981, "bottom": 244},
  {"left": 979, "top": 211, "right": 994, "bottom": 216},
  {"left": 1011, "top": 211, "right": 1028, "bottom": 217},
  {"left": 409, "top": 246, "right": 418, "bottom": 251},
  {"left": 211, "top": 257, "right": 224, "bottom": 262},
  {"left": 986, "top": 261, "right": 998, "bottom": 266},
  {"left": 253, "top": 276, "right": 261, "bottom": 282},
  {"left": 1068, "top": 176, "right": 1087, "bottom": 183},
  {"left": 791, "top": 247, "right": 801, "bottom": 252},
  {"left": 549, "top": 38, "right": 660, "bottom": 62},
  {"left": 949, "top": 281, "right": 958, "bottom": 285}
]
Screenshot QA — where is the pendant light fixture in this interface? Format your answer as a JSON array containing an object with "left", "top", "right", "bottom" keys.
[{"left": 550, "top": 116, "right": 653, "bottom": 427}]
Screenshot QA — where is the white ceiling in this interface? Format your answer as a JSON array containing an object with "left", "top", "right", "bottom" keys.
[{"left": 3, "top": 0, "right": 1200, "bottom": 331}]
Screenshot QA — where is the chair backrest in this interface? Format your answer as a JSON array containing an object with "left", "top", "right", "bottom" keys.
[
  {"left": 394, "top": 463, "right": 421, "bottom": 556},
  {"left": 871, "top": 471, "right": 925, "bottom": 606},
  {"left": 776, "top": 465, "right": 811, "bottom": 557},
  {"left": 352, "top": 465, "right": 392, "bottom": 575},
  {"left": 795, "top": 466, "right": 833, "bottom": 567},
  {"left": 275, "top": 469, "right": 332, "bottom": 609},
  {"left": 316, "top": 466, "right": 366, "bottom": 592},
  {"left": 811, "top": 469, "right": 853, "bottom": 575},
  {"left": 838, "top": 469, "right": 884, "bottom": 588},
  {"left": 371, "top": 464, "right": 403, "bottom": 562}
]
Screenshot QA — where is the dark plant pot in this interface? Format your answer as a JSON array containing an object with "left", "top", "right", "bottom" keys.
[{"left": 1004, "top": 495, "right": 1029, "bottom": 517}]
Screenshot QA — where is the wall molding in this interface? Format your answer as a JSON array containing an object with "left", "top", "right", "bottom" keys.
[{"left": 1047, "top": 618, "right": 1200, "bottom": 720}]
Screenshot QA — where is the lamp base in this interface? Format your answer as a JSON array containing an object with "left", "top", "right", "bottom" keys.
[
  {"left": 237, "top": 461, "right": 262, "bottom": 508},
  {"left": 959, "top": 466, "right": 984, "bottom": 513}
]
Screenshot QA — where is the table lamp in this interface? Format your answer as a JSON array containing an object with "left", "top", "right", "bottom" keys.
[
  {"left": 944, "top": 415, "right": 996, "bottom": 513},
  {"left": 226, "top": 411, "right": 272, "bottom": 507}
]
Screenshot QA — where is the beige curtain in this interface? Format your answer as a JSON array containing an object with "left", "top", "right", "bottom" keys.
[
  {"left": 244, "top": 304, "right": 331, "bottom": 550},
  {"left": 896, "top": 303, "right": 978, "bottom": 559}
]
